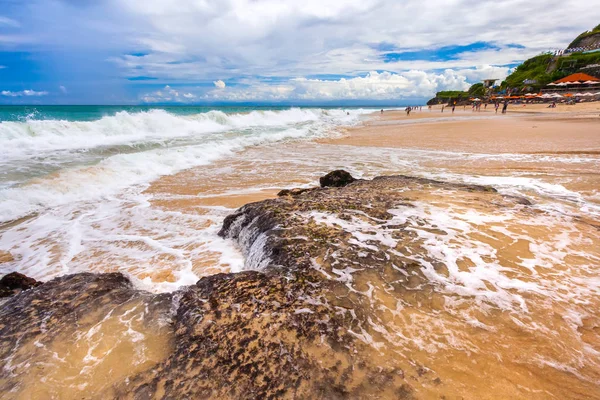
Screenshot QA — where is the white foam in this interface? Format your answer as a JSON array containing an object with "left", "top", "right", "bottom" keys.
[{"left": 0, "top": 108, "right": 368, "bottom": 223}]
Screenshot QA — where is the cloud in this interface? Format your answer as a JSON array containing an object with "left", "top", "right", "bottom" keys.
[
  {"left": 203, "top": 68, "right": 511, "bottom": 101},
  {"left": 1, "top": 89, "right": 48, "bottom": 97},
  {"left": 0, "top": 16, "right": 20, "bottom": 28},
  {"left": 141, "top": 85, "right": 196, "bottom": 103},
  {"left": 59, "top": 85, "right": 68, "bottom": 93},
  {"left": 2, "top": 0, "right": 599, "bottom": 103}
]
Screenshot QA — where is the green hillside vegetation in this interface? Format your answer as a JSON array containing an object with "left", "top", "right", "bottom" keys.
[
  {"left": 568, "top": 24, "right": 600, "bottom": 49},
  {"left": 502, "top": 24, "right": 600, "bottom": 90},
  {"left": 504, "top": 54, "right": 559, "bottom": 88},
  {"left": 503, "top": 50, "right": 600, "bottom": 89},
  {"left": 427, "top": 83, "right": 485, "bottom": 105},
  {"left": 427, "top": 24, "right": 600, "bottom": 104}
]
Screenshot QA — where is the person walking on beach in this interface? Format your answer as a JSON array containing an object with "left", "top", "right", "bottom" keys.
[
  {"left": 502, "top": 100, "right": 508, "bottom": 114},
  {"left": 441, "top": 105, "right": 445, "bottom": 113},
  {"left": 495, "top": 102, "right": 499, "bottom": 113},
  {"left": 452, "top": 104, "right": 455, "bottom": 113},
  {"left": 405, "top": 106, "right": 412, "bottom": 116}
]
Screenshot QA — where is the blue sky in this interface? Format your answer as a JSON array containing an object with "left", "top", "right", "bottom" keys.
[{"left": 1, "top": 0, "right": 598, "bottom": 104}]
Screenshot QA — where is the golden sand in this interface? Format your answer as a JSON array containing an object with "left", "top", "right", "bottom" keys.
[{"left": 4, "top": 104, "right": 599, "bottom": 399}]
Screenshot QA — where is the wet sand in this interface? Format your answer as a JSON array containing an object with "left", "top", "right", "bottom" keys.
[
  {"left": 2, "top": 103, "right": 600, "bottom": 399},
  {"left": 322, "top": 105, "right": 600, "bottom": 153}
]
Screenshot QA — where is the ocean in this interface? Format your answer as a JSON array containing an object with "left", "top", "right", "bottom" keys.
[
  {"left": 1, "top": 105, "right": 600, "bottom": 398},
  {"left": 0, "top": 105, "right": 373, "bottom": 290}
]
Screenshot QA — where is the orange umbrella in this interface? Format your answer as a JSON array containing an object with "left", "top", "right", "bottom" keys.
[{"left": 564, "top": 93, "right": 573, "bottom": 97}]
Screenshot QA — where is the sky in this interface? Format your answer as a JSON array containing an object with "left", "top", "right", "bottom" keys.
[{"left": 0, "top": 0, "right": 598, "bottom": 105}]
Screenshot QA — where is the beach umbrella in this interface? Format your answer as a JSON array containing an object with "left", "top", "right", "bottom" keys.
[
  {"left": 472, "top": 98, "right": 481, "bottom": 101},
  {"left": 583, "top": 92, "right": 595, "bottom": 96},
  {"left": 552, "top": 93, "right": 563, "bottom": 98},
  {"left": 564, "top": 93, "right": 573, "bottom": 97},
  {"left": 573, "top": 92, "right": 585, "bottom": 96}
]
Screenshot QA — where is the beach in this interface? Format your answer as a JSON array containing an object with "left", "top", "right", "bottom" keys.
[{"left": 1, "top": 104, "right": 600, "bottom": 398}]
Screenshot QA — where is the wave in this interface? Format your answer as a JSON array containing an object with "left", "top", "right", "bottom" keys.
[
  {"left": 0, "top": 108, "right": 367, "bottom": 223},
  {"left": 0, "top": 108, "right": 359, "bottom": 160}
]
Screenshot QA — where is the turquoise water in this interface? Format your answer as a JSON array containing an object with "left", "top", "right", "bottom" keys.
[
  {"left": 0, "top": 106, "right": 370, "bottom": 223},
  {"left": 0, "top": 105, "right": 366, "bottom": 122}
]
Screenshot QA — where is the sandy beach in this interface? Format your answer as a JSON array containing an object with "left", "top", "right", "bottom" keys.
[
  {"left": 323, "top": 104, "right": 600, "bottom": 153},
  {"left": 140, "top": 105, "right": 599, "bottom": 399},
  {"left": 2, "top": 104, "right": 600, "bottom": 399}
]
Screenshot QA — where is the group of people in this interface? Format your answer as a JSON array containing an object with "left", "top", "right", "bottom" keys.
[
  {"left": 436, "top": 100, "right": 509, "bottom": 114},
  {"left": 402, "top": 100, "right": 510, "bottom": 116},
  {"left": 404, "top": 106, "right": 422, "bottom": 115}
]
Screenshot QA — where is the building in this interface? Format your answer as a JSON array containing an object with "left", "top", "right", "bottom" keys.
[{"left": 482, "top": 79, "right": 498, "bottom": 89}]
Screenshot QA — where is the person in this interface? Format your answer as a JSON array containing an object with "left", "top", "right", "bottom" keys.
[
  {"left": 441, "top": 105, "right": 445, "bottom": 113},
  {"left": 495, "top": 102, "right": 499, "bottom": 113},
  {"left": 484, "top": 103, "right": 488, "bottom": 110},
  {"left": 502, "top": 100, "right": 508, "bottom": 114},
  {"left": 405, "top": 106, "right": 411, "bottom": 116},
  {"left": 452, "top": 104, "right": 455, "bottom": 113},
  {"left": 381, "top": 109, "right": 384, "bottom": 114}
]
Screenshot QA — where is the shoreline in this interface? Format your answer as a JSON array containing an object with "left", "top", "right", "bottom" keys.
[{"left": 2, "top": 104, "right": 600, "bottom": 399}]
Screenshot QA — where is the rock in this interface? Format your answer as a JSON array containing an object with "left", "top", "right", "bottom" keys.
[
  {"left": 0, "top": 272, "right": 41, "bottom": 298},
  {"left": 277, "top": 187, "right": 312, "bottom": 197},
  {"left": 0, "top": 273, "right": 173, "bottom": 396},
  {"left": 319, "top": 169, "right": 356, "bottom": 188},
  {"left": 0, "top": 173, "right": 519, "bottom": 399}
]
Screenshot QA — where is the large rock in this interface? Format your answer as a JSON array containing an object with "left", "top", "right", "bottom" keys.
[
  {"left": 1, "top": 173, "right": 520, "bottom": 399},
  {"left": 0, "top": 272, "right": 41, "bottom": 298},
  {"left": 319, "top": 169, "right": 356, "bottom": 188}
]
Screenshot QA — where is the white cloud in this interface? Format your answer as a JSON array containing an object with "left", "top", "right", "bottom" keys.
[
  {"left": 0, "top": 16, "right": 20, "bottom": 28},
  {"left": 205, "top": 69, "right": 508, "bottom": 101},
  {"left": 5, "top": 0, "right": 599, "bottom": 102},
  {"left": 1, "top": 89, "right": 48, "bottom": 97},
  {"left": 59, "top": 85, "right": 67, "bottom": 94},
  {"left": 141, "top": 85, "right": 197, "bottom": 103}
]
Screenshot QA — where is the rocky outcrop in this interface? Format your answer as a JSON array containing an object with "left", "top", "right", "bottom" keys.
[
  {"left": 0, "top": 172, "right": 526, "bottom": 399},
  {"left": 0, "top": 272, "right": 41, "bottom": 298},
  {"left": 319, "top": 169, "right": 356, "bottom": 188}
]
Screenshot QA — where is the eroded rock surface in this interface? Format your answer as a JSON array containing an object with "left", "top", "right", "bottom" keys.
[
  {"left": 0, "top": 272, "right": 41, "bottom": 298},
  {"left": 1, "top": 173, "right": 553, "bottom": 399}
]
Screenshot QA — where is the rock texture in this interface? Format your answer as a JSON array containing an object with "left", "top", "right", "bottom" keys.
[
  {"left": 0, "top": 172, "right": 524, "bottom": 399},
  {"left": 0, "top": 272, "right": 41, "bottom": 297},
  {"left": 319, "top": 169, "right": 356, "bottom": 188}
]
